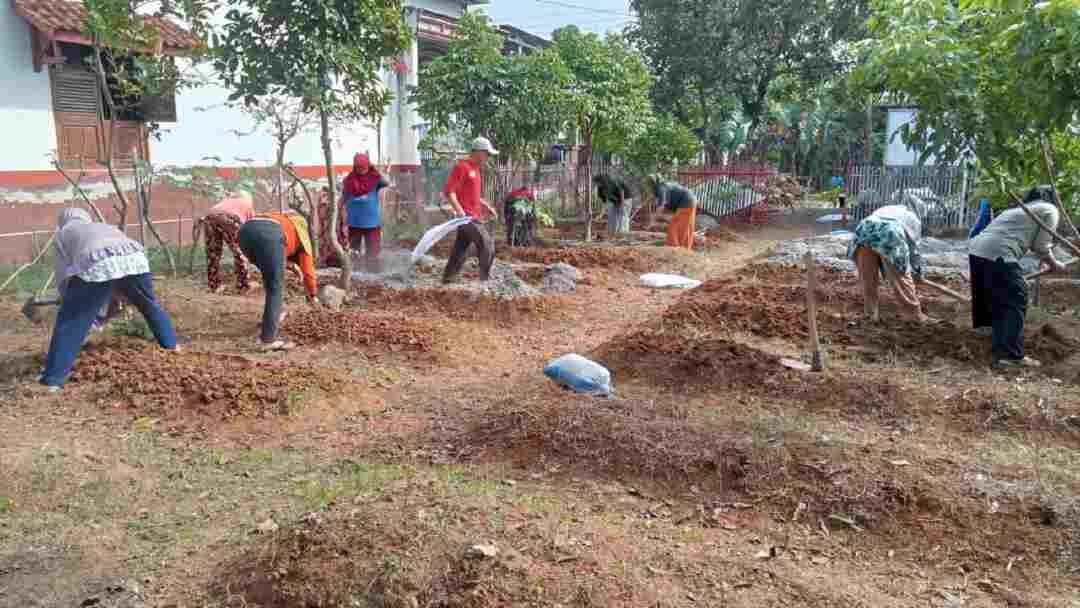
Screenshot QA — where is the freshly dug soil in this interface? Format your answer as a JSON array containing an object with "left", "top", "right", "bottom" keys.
[
  {"left": 502, "top": 246, "right": 661, "bottom": 273},
  {"left": 69, "top": 341, "right": 347, "bottom": 420},
  {"left": 281, "top": 309, "right": 435, "bottom": 351}
]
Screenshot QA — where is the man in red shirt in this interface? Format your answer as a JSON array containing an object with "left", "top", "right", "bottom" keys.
[{"left": 441, "top": 136, "right": 500, "bottom": 283}]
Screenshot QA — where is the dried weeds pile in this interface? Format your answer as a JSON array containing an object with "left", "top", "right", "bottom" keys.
[
  {"left": 281, "top": 309, "right": 435, "bottom": 351},
  {"left": 70, "top": 342, "right": 346, "bottom": 419}
]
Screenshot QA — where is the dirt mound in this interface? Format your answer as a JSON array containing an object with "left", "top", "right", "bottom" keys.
[
  {"left": 217, "top": 490, "right": 634, "bottom": 608},
  {"left": 502, "top": 246, "right": 660, "bottom": 273},
  {"left": 69, "top": 341, "right": 347, "bottom": 420},
  {"left": 281, "top": 309, "right": 435, "bottom": 351},
  {"left": 358, "top": 286, "right": 569, "bottom": 323},
  {"left": 462, "top": 388, "right": 747, "bottom": 484},
  {"left": 595, "top": 330, "right": 906, "bottom": 417},
  {"left": 737, "top": 262, "right": 857, "bottom": 288},
  {"left": 663, "top": 278, "right": 823, "bottom": 339}
]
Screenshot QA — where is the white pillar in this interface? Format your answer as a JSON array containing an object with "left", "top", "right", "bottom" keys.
[{"left": 387, "top": 8, "right": 420, "bottom": 168}]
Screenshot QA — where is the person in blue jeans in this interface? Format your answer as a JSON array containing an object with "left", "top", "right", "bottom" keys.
[
  {"left": 39, "top": 209, "right": 178, "bottom": 391},
  {"left": 341, "top": 153, "right": 390, "bottom": 273}
]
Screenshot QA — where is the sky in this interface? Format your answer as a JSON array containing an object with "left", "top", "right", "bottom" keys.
[{"left": 476, "top": 0, "right": 636, "bottom": 38}]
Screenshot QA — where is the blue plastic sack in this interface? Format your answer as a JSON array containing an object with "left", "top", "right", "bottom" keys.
[{"left": 543, "top": 354, "right": 614, "bottom": 396}]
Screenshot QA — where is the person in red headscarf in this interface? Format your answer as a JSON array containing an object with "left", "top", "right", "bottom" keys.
[{"left": 341, "top": 153, "right": 390, "bottom": 273}]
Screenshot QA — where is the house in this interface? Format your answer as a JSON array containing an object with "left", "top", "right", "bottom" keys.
[
  {"left": 0, "top": 0, "right": 547, "bottom": 263},
  {"left": 883, "top": 106, "right": 937, "bottom": 167}
]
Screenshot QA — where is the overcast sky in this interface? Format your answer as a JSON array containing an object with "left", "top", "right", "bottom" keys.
[{"left": 475, "top": 0, "right": 636, "bottom": 38}]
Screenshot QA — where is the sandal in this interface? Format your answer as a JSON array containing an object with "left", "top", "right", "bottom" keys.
[{"left": 257, "top": 339, "right": 295, "bottom": 352}]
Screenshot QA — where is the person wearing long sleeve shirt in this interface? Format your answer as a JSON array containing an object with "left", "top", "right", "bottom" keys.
[
  {"left": 239, "top": 211, "right": 318, "bottom": 350},
  {"left": 848, "top": 204, "right": 928, "bottom": 323},
  {"left": 968, "top": 186, "right": 1068, "bottom": 368}
]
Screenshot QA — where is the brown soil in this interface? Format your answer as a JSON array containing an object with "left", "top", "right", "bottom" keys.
[
  {"left": 281, "top": 309, "right": 436, "bottom": 351},
  {"left": 68, "top": 341, "right": 348, "bottom": 421},
  {"left": 502, "top": 245, "right": 676, "bottom": 273},
  {"left": 4, "top": 217, "right": 1080, "bottom": 608},
  {"left": 357, "top": 285, "right": 570, "bottom": 324}
]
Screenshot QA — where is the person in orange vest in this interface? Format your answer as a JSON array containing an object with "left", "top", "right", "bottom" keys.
[
  {"left": 651, "top": 177, "right": 698, "bottom": 249},
  {"left": 238, "top": 211, "right": 319, "bottom": 350}
]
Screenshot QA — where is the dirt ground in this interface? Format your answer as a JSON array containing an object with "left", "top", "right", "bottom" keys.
[{"left": 2, "top": 210, "right": 1080, "bottom": 607}]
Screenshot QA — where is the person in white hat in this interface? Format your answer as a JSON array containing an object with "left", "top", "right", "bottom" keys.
[{"left": 441, "top": 136, "right": 500, "bottom": 283}]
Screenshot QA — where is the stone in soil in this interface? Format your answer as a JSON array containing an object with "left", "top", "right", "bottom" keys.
[
  {"left": 319, "top": 250, "right": 543, "bottom": 300},
  {"left": 767, "top": 233, "right": 1043, "bottom": 277},
  {"left": 542, "top": 262, "right": 580, "bottom": 293}
]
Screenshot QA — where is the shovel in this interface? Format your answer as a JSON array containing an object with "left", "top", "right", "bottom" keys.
[{"left": 21, "top": 295, "right": 60, "bottom": 323}]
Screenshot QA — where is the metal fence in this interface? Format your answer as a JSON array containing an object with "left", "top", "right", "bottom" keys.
[
  {"left": 846, "top": 164, "right": 974, "bottom": 229},
  {"left": 676, "top": 164, "right": 777, "bottom": 219}
]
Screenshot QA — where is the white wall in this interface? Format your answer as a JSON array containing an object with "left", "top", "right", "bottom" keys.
[
  {"left": 0, "top": 3, "right": 59, "bottom": 172},
  {"left": 152, "top": 65, "right": 379, "bottom": 168},
  {"left": 885, "top": 108, "right": 936, "bottom": 166}
]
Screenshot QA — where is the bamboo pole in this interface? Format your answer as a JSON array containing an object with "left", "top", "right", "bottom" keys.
[
  {"left": 999, "top": 180, "right": 1080, "bottom": 260},
  {"left": 804, "top": 251, "right": 825, "bottom": 371},
  {"left": 0, "top": 232, "right": 57, "bottom": 293}
]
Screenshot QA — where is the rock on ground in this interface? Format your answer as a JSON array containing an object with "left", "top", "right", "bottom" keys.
[
  {"left": 767, "top": 232, "right": 1042, "bottom": 277},
  {"left": 542, "top": 262, "right": 580, "bottom": 293},
  {"left": 317, "top": 285, "right": 346, "bottom": 311}
]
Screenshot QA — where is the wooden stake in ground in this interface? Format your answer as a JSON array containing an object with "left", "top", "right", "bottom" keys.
[{"left": 804, "top": 251, "right": 826, "bottom": 371}]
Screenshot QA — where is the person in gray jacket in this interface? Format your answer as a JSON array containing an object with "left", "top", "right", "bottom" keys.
[{"left": 968, "top": 186, "right": 1068, "bottom": 368}]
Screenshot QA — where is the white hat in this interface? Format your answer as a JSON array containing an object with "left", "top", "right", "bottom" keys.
[{"left": 470, "top": 136, "right": 499, "bottom": 155}]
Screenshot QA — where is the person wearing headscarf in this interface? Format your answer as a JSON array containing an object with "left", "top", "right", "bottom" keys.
[
  {"left": 199, "top": 191, "right": 255, "bottom": 293},
  {"left": 238, "top": 211, "right": 319, "bottom": 350},
  {"left": 848, "top": 204, "right": 929, "bottom": 323},
  {"left": 316, "top": 186, "right": 348, "bottom": 267},
  {"left": 595, "top": 174, "right": 633, "bottom": 237},
  {"left": 651, "top": 177, "right": 698, "bottom": 249},
  {"left": 342, "top": 153, "right": 391, "bottom": 273},
  {"left": 41, "top": 208, "right": 178, "bottom": 390},
  {"left": 968, "top": 186, "right": 1067, "bottom": 368}
]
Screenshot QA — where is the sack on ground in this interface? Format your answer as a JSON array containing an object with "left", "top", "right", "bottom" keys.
[
  {"left": 639, "top": 273, "right": 702, "bottom": 289},
  {"left": 543, "top": 354, "right": 614, "bottom": 396},
  {"left": 411, "top": 217, "right": 473, "bottom": 263}
]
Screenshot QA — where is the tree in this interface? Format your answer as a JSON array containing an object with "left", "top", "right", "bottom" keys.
[
  {"left": 410, "top": 13, "right": 573, "bottom": 165},
  {"left": 237, "top": 97, "right": 319, "bottom": 210},
  {"left": 629, "top": 0, "right": 868, "bottom": 159},
  {"left": 78, "top": 0, "right": 211, "bottom": 275},
  {"left": 858, "top": 0, "right": 1080, "bottom": 224},
  {"left": 549, "top": 27, "right": 653, "bottom": 241},
  {"left": 619, "top": 112, "right": 702, "bottom": 177},
  {"left": 214, "top": 0, "right": 412, "bottom": 290}
]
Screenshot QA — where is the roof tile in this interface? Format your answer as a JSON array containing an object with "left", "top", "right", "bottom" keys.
[{"left": 13, "top": 0, "right": 200, "bottom": 50}]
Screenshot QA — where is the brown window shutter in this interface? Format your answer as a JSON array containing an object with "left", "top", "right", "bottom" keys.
[{"left": 50, "top": 66, "right": 101, "bottom": 114}]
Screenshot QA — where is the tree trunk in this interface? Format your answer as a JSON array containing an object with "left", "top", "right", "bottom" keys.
[
  {"left": 91, "top": 46, "right": 129, "bottom": 231},
  {"left": 135, "top": 164, "right": 177, "bottom": 276},
  {"left": 584, "top": 130, "right": 593, "bottom": 243},
  {"left": 276, "top": 144, "right": 286, "bottom": 212},
  {"left": 319, "top": 103, "right": 350, "bottom": 290}
]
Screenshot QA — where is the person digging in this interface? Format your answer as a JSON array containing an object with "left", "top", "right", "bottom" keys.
[
  {"left": 239, "top": 211, "right": 320, "bottom": 351},
  {"left": 848, "top": 204, "right": 933, "bottom": 324},
  {"left": 595, "top": 173, "right": 633, "bottom": 238},
  {"left": 649, "top": 176, "right": 698, "bottom": 249},
  {"left": 968, "top": 186, "right": 1069, "bottom": 369},
  {"left": 36, "top": 209, "right": 179, "bottom": 392},
  {"left": 441, "top": 137, "right": 500, "bottom": 284},
  {"left": 198, "top": 190, "right": 255, "bottom": 294}
]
